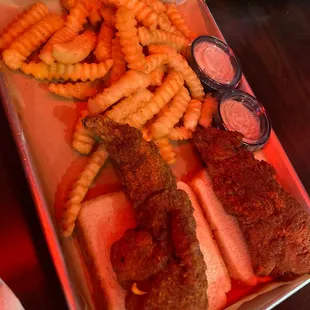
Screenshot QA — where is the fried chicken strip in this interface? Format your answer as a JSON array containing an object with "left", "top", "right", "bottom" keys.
[
  {"left": 193, "top": 127, "right": 310, "bottom": 279},
  {"left": 83, "top": 116, "right": 208, "bottom": 309}
]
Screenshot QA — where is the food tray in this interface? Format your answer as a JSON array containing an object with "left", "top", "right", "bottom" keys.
[{"left": 0, "top": 0, "right": 309, "bottom": 309}]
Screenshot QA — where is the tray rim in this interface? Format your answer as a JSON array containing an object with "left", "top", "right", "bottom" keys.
[{"left": 0, "top": 0, "right": 309, "bottom": 309}]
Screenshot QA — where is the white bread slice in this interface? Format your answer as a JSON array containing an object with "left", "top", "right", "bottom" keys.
[
  {"left": 191, "top": 170, "right": 257, "bottom": 286},
  {"left": 177, "top": 181, "right": 231, "bottom": 310},
  {"left": 77, "top": 192, "right": 136, "bottom": 310}
]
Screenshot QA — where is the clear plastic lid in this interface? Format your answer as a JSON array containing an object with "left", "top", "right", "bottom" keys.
[
  {"left": 213, "top": 90, "right": 271, "bottom": 151},
  {"left": 188, "top": 36, "right": 242, "bottom": 90}
]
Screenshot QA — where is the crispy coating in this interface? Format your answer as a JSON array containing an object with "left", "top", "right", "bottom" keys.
[
  {"left": 83, "top": 116, "right": 176, "bottom": 206},
  {"left": 193, "top": 127, "right": 310, "bottom": 278},
  {"left": 83, "top": 116, "right": 208, "bottom": 309}
]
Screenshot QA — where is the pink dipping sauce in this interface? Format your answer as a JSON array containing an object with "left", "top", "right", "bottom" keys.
[
  {"left": 220, "top": 99, "right": 261, "bottom": 143},
  {"left": 194, "top": 41, "right": 235, "bottom": 84}
]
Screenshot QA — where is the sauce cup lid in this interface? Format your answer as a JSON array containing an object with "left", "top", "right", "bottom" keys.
[
  {"left": 213, "top": 89, "right": 272, "bottom": 151},
  {"left": 189, "top": 36, "right": 242, "bottom": 90}
]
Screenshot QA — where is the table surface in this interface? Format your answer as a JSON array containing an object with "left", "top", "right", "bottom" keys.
[{"left": 0, "top": 0, "right": 310, "bottom": 309}]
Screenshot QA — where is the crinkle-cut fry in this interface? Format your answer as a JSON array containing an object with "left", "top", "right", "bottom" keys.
[
  {"left": 116, "top": 7, "right": 146, "bottom": 71},
  {"left": 48, "top": 81, "right": 99, "bottom": 100},
  {"left": 103, "top": 0, "right": 158, "bottom": 30},
  {"left": 60, "top": 144, "right": 108, "bottom": 237},
  {"left": 21, "top": 59, "right": 113, "bottom": 82},
  {"left": 149, "top": 65, "right": 165, "bottom": 86},
  {"left": 88, "top": 70, "right": 151, "bottom": 114},
  {"left": 148, "top": 44, "right": 177, "bottom": 56},
  {"left": 184, "top": 99, "right": 202, "bottom": 131},
  {"left": 109, "top": 36, "right": 126, "bottom": 85},
  {"left": 72, "top": 110, "right": 96, "bottom": 154},
  {"left": 154, "top": 137, "right": 176, "bottom": 164},
  {"left": 138, "top": 27, "right": 188, "bottom": 52},
  {"left": 89, "top": 9, "right": 102, "bottom": 25},
  {"left": 158, "top": 13, "right": 183, "bottom": 36},
  {"left": 150, "top": 86, "right": 190, "bottom": 138},
  {"left": 143, "top": 53, "right": 168, "bottom": 74},
  {"left": 141, "top": 0, "right": 166, "bottom": 14},
  {"left": 168, "top": 126, "right": 192, "bottom": 140},
  {"left": 95, "top": 23, "right": 114, "bottom": 61},
  {"left": 165, "top": 3, "right": 194, "bottom": 40},
  {"left": 199, "top": 93, "right": 218, "bottom": 128},
  {"left": 62, "top": 0, "right": 77, "bottom": 10},
  {"left": 52, "top": 30, "right": 97, "bottom": 64},
  {"left": 99, "top": 7, "right": 116, "bottom": 28},
  {"left": 39, "top": 26, "right": 77, "bottom": 65},
  {"left": 65, "top": 0, "right": 97, "bottom": 32},
  {"left": 0, "top": 2, "right": 49, "bottom": 52},
  {"left": 2, "top": 14, "right": 63, "bottom": 70},
  {"left": 125, "top": 71, "right": 184, "bottom": 128},
  {"left": 106, "top": 89, "right": 153, "bottom": 123},
  {"left": 167, "top": 52, "right": 205, "bottom": 100},
  {"left": 141, "top": 126, "right": 152, "bottom": 141}
]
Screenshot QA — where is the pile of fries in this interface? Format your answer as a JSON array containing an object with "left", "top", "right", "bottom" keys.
[{"left": 0, "top": 0, "right": 218, "bottom": 236}]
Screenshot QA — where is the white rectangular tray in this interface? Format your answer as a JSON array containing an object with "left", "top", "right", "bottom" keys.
[{"left": 0, "top": 0, "right": 309, "bottom": 309}]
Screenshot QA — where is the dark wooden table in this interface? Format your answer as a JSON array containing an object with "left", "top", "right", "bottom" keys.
[{"left": 0, "top": 0, "right": 309, "bottom": 309}]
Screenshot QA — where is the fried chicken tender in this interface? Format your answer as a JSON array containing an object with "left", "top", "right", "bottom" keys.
[
  {"left": 0, "top": 2, "right": 49, "bottom": 51},
  {"left": 103, "top": 0, "right": 158, "bottom": 29},
  {"left": 21, "top": 59, "right": 113, "bottom": 81},
  {"left": 106, "top": 89, "right": 153, "bottom": 123},
  {"left": 83, "top": 116, "right": 176, "bottom": 206},
  {"left": 72, "top": 110, "right": 97, "bottom": 154},
  {"left": 48, "top": 81, "right": 98, "bottom": 100},
  {"left": 39, "top": 26, "right": 77, "bottom": 65},
  {"left": 109, "top": 37, "right": 126, "bottom": 85},
  {"left": 2, "top": 14, "right": 64, "bottom": 70},
  {"left": 88, "top": 70, "right": 151, "bottom": 114},
  {"left": 168, "top": 126, "right": 192, "bottom": 140},
  {"left": 151, "top": 86, "right": 190, "bottom": 138},
  {"left": 184, "top": 99, "right": 202, "bottom": 131},
  {"left": 95, "top": 23, "right": 114, "bottom": 62},
  {"left": 83, "top": 116, "right": 208, "bottom": 308},
  {"left": 52, "top": 30, "right": 97, "bottom": 64},
  {"left": 165, "top": 3, "right": 194, "bottom": 40},
  {"left": 138, "top": 27, "right": 188, "bottom": 52},
  {"left": 116, "top": 7, "right": 146, "bottom": 71},
  {"left": 126, "top": 71, "right": 183, "bottom": 128},
  {"left": 60, "top": 144, "right": 108, "bottom": 237}
]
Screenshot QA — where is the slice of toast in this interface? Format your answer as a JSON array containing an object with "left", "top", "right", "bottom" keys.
[
  {"left": 191, "top": 170, "right": 257, "bottom": 286},
  {"left": 77, "top": 192, "right": 136, "bottom": 310},
  {"left": 178, "top": 181, "right": 231, "bottom": 310}
]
